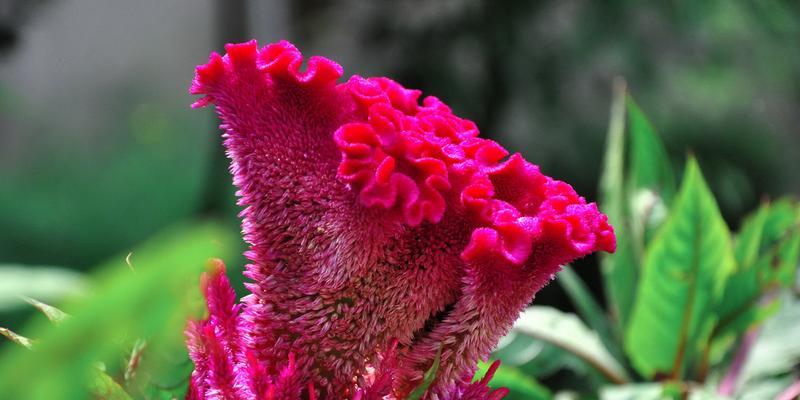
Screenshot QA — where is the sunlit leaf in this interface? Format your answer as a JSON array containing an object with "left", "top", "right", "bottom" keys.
[
  {"left": 556, "top": 267, "right": 627, "bottom": 370},
  {"left": 737, "top": 376, "right": 797, "bottom": 400},
  {"left": 599, "top": 383, "right": 663, "bottom": 400},
  {"left": 625, "top": 158, "right": 735, "bottom": 379},
  {"left": 739, "top": 292, "right": 800, "bottom": 388},
  {"left": 0, "top": 265, "right": 87, "bottom": 311},
  {"left": 514, "top": 306, "right": 628, "bottom": 384},
  {"left": 492, "top": 331, "right": 546, "bottom": 367},
  {"left": 493, "top": 332, "right": 588, "bottom": 381},
  {"left": 0, "top": 221, "right": 237, "bottom": 400}
]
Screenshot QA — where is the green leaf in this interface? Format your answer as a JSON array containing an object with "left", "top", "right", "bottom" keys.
[
  {"left": 0, "top": 265, "right": 87, "bottom": 311},
  {"left": 598, "top": 80, "right": 639, "bottom": 333},
  {"left": 713, "top": 199, "right": 800, "bottom": 341},
  {"left": 492, "top": 331, "right": 545, "bottom": 367},
  {"left": 710, "top": 204, "right": 771, "bottom": 343},
  {"left": 601, "top": 384, "right": 727, "bottom": 400},
  {"left": 757, "top": 199, "right": 800, "bottom": 287},
  {"left": 625, "top": 97, "right": 674, "bottom": 282},
  {"left": 624, "top": 158, "right": 735, "bottom": 379},
  {"left": 734, "top": 203, "right": 770, "bottom": 268},
  {"left": 736, "top": 375, "right": 797, "bottom": 400},
  {"left": 625, "top": 96, "right": 676, "bottom": 207},
  {"left": 493, "top": 332, "right": 583, "bottom": 380},
  {"left": 475, "top": 361, "right": 552, "bottom": 400},
  {"left": 514, "top": 306, "right": 628, "bottom": 384},
  {"left": 407, "top": 347, "right": 442, "bottom": 400},
  {"left": 0, "top": 221, "right": 237, "bottom": 400},
  {"left": 600, "top": 383, "right": 663, "bottom": 400},
  {"left": 556, "top": 267, "right": 626, "bottom": 368}
]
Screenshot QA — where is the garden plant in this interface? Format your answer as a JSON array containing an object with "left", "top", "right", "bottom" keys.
[{"left": 0, "top": 40, "right": 797, "bottom": 400}]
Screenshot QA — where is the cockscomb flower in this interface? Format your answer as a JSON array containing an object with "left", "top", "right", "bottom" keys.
[{"left": 186, "top": 40, "right": 615, "bottom": 399}]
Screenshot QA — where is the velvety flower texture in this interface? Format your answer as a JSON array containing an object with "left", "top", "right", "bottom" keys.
[{"left": 185, "top": 40, "right": 615, "bottom": 400}]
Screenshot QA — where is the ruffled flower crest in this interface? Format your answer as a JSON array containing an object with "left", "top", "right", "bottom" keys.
[{"left": 186, "top": 40, "right": 615, "bottom": 399}]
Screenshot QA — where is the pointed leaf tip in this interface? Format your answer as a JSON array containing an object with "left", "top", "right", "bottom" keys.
[
  {"left": 0, "top": 327, "right": 34, "bottom": 349},
  {"left": 22, "top": 296, "right": 68, "bottom": 324}
]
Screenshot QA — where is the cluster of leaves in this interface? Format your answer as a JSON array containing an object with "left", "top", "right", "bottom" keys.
[
  {"left": 0, "top": 222, "right": 238, "bottom": 399},
  {"left": 485, "top": 82, "right": 800, "bottom": 399}
]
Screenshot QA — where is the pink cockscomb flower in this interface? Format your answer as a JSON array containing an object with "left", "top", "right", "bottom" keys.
[{"left": 185, "top": 40, "right": 615, "bottom": 399}]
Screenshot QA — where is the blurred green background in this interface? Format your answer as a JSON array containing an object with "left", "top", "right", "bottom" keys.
[{"left": 1, "top": 0, "right": 799, "bottom": 359}]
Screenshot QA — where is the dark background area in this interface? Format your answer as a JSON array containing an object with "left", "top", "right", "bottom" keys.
[{"left": 1, "top": 0, "right": 799, "bottom": 321}]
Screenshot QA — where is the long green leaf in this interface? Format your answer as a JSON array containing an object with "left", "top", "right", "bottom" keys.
[
  {"left": 625, "top": 97, "right": 675, "bottom": 283},
  {"left": 598, "top": 79, "right": 639, "bottom": 332},
  {"left": 0, "top": 221, "right": 237, "bottom": 400},
  {"left": 625, "top": 158, "right": 735, "bottom": 379},
  {"left": 514, "top": 306, "right": 628, "bottom": 384},
  {"left": 600, "top": 384, "right": 661, "bottom": 400},
  {"left": 556, "top": 267, "right": 626, "bottom": 367}
]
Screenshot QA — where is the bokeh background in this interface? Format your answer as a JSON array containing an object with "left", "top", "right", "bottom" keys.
[{"left": 1, "top": 0, "right": 799, "bottom": 352}]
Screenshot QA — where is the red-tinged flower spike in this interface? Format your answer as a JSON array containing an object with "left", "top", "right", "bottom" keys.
[
  {"left": 187, "top": 260, "right": 319, "bottom": 400},
  {"left": 441, "top": 361, "right": 510, "bottom": 400},
  {"left": 202, "top": 259, "right": 243, "bottom": 357},
  {"left": 188, "top": 39, "right": 615, "bottom": 398}
]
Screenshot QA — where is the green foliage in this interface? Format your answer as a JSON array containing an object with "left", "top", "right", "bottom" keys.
[
  {"left": 713, "top": 200, "right": 800, "bottom": 344},
  {"left": 556, "top": 267, "right": 626, "bottom": 371},
  {"left": 495, "top": 91, "right": 800, "bottom": 399},
  {"left": 598, "top": 85, "right": 678, "bottom": 336},
  {"left": 625, "top": 157, "right": 735, "bottom": 379},
  {"left": 737, "top": 293, "right": 800, "bottom": 393},
  {"left": 513, "top": 306, "right": 628, "bottom": 384},
  {"left": 598, "top": 81, "right": 639, "bottom": 332},
  {"left": 625, "top": 97, "right": 677, "bottom": 207},
  {"left": 0, "top": 221, "right": 237, "bottom": 400}
]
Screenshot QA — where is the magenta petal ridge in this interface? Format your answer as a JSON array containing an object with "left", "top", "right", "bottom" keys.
[{"left": 186, "top": 39, "right": 616, "bottom": 399}]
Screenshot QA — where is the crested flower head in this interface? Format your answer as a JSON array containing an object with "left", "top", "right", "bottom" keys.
[{"left": 186, "top": 40, "right": 615, "bottom": 399}]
